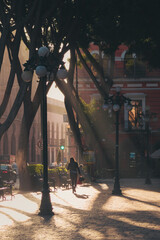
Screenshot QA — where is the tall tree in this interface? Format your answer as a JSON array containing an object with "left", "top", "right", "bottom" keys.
[
  {"left": 0, "top": 0, "right": 117, "bottom": 189},
  {"left": 1, "top": 0, "right": 160, "bottom": 189}
]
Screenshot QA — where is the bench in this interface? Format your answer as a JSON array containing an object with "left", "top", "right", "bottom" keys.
[
  {"left": 49, "top": 176, "right": 71, "bottom": 191},
  {"left": 59, "top": 175, "right": 71, "bottom": 189},
  {"left": 0, "top": 182, "right": 14, "bottom": 201}
]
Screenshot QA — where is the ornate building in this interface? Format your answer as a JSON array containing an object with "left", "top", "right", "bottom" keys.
[{"left": 76, "top": 44, "right": 160, "bottom": 177}]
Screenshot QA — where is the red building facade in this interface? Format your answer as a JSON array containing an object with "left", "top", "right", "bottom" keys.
[{"left": 77, "top": 44, "right": 160, "bottom": 177}]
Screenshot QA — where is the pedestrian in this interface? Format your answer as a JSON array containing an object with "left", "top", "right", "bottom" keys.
[
  {"left": 0, "top": 176, "right": 4, "bottom": 200},
  {"left": 67, "top": 157, "right": 81, "bottom": 193}
]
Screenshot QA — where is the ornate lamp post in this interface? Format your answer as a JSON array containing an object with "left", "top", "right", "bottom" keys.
[
  {"left": 103, "top": 87, "right": 132, "bottom": 195},
  {"left": 22, "top": 46, "right": 67, "bottom": 215}
]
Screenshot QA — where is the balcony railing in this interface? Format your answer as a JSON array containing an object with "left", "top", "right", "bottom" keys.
[{"left": 108, "top": 58, "right": 160, "bottom": 79}]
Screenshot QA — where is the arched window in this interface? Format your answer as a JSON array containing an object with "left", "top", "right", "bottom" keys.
[
  {"left": 61, "top": 124, "right": 64, "bottom": 139},
  {"left": 51, "top": 149, "right": 54, "bottom": 162},
  {"left": 51, "top": 123, "right": 54, "bottom": 145},
  {"left": 56, "top": 123, "right": 59, "bottom": 145},
  {"left": 124, "top": 52, "right": 146, "bottom": 78},
  {"left": 56, "top": 123, "right": 59, "bottom": 139}
]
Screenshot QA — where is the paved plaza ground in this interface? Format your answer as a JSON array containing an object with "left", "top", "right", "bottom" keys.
[{"left": 0, "top": 178, "right": 160, "bottom": 240}]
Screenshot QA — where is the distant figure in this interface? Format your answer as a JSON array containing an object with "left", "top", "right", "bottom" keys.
[
  {"left": 67, "top": 157, "right": 81, "bottom": 193},
  {"left": 0, "top": 176, "right": 4, "bottom": 200}
]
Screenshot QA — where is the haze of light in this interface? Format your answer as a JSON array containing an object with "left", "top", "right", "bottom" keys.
[
  {"left": 47, "top": 82, "right": 64, "bottom": 101},
  {"left": 47, "top": 51, "right": 70, "bottom": 101}
]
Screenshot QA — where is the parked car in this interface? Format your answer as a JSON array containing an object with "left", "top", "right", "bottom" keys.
[{"left": 0, "top": 164, "right": 17, "bottom": 182}]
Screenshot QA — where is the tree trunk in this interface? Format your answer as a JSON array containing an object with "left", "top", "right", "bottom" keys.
[{"left": 16, "top": 116, "right": 31, "bottom": 191}]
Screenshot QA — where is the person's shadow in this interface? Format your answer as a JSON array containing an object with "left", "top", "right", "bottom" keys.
[{"left": 74, "top": 193, "right": 89, "bottom": 199}]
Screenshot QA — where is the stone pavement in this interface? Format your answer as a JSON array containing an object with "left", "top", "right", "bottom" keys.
[{"left": 0, "top": 178, "right": 160, "bottom": 240}]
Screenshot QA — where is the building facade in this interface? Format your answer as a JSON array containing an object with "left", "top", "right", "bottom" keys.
[
  {"left": 0, "top": 46, "right": 72, "bottom": 166},
  {"left": 76, "top": 44, "right": 160, "bottom": 177}
]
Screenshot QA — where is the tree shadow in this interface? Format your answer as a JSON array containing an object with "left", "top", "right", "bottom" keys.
[
  {"left": 74, "top": 193, "right": 89, "bottom": 199},
  {"left": 80, "top": 183, "right": 92, "bottom": 187},
  {"left": 122, "top": 194, "right": 160, "bottom": 208},
  {"left": 120, "top": 178, "right": 160, "bottom": 193},
  {"left": 0, "top": 179, "right": 160, "bottom": 239}
]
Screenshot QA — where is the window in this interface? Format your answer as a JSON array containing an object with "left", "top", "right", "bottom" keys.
[
  {"left": 51, "top": 123, "right": 54, "bottom": 145},
  {"left": 51, "top": 149, "right": 54, "bottom": 162},
  {"left": 124, "top": 53, "right": 146, "bottom": 78},
  {"left": 124, "top": 93, "right": 145, "bottom": 130},
  {"left": 61, "top": 124, "right": 64, "bottom": 139},
  {"left": 128, "top": 100, "right": 143, "bottom": 129}
]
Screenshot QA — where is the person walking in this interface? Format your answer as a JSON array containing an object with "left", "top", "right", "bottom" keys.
[{"left": 67, "top": 157, "right": 81, "bottom": 193}]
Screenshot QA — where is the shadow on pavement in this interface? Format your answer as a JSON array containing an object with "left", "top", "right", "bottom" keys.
[
  {"left": 74, "top": 193, "right": 89, "bottom": 199},
  {"left": 0, "top": 179, "right": 160, "bottom": 240},
  {"left": 122, "top": 193, "right": 160, "bottom": 208},
  {"left": 79, "top": 183, "right": 92, "bottom": 187}
]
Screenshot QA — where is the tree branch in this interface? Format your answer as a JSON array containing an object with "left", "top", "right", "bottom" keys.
[
  {"left": 76, "top": 47, "right": 106, "bottom": 98},
  {"left": 0, "top": 82, "right": 27, "bottom": 139},
  {"left": 82, "top": 47, "right": 113, "bottom": 93}
]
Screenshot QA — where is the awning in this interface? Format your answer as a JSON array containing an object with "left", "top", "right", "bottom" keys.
[{"left": 150, "top": 149, "right": 160, "bottom": 159}]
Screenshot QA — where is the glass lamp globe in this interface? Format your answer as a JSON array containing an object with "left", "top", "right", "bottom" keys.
[
  {"left": 57, "top": 67, "right": 68, "bottom": 79},
  {"left": 113, "top": 104, "right": 120, "bottom": 111},
  {"left": 21, "top": 70, "right": 32, "bottom": 82},
  {"left": 36, "top": 66, "right": 47, "bottom": 77},
  {"left": 38, "top": 46, "right": 49, "bottom": 57}
]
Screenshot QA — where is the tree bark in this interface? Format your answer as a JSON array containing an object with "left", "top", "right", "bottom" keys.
[{"left": 16, "top": 116, "right": 31, "bottom": 190}]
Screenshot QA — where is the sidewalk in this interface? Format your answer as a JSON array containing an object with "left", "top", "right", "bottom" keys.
[{"left": 0, "top": 178, "right": 160, "bottom": 240}]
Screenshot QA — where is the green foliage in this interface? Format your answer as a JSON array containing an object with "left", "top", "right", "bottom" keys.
[
  {"left": 27, "top": 164, "right": 67, "bottom": 177},
  {"left": 48, "top": 168, "right": 59, "bottom": 175},
  {"left": 81, "top": 97, "right": 114, "bottom": 134},
  {"left": 81, "top": 98, "right": 97, "bottom": 117},
  {"left": 125, "top": 59, "right": 146, "bottom": 78},
  {"left": 27, "top": 164, "right": 43, "bottom": 176},
  {"left": 57, "top": 167, "right": 68, "bottom": 175},
  {"left": 48, "top": 166, "right": 67, "bottom": 177}
]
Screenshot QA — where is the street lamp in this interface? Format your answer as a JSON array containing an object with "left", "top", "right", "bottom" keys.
[
  {"left": 103, "top": 87, "right": 132, "bottom": 195},
  {"left": 22, "top": 46, "right": 68, "bottom": 215}
]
